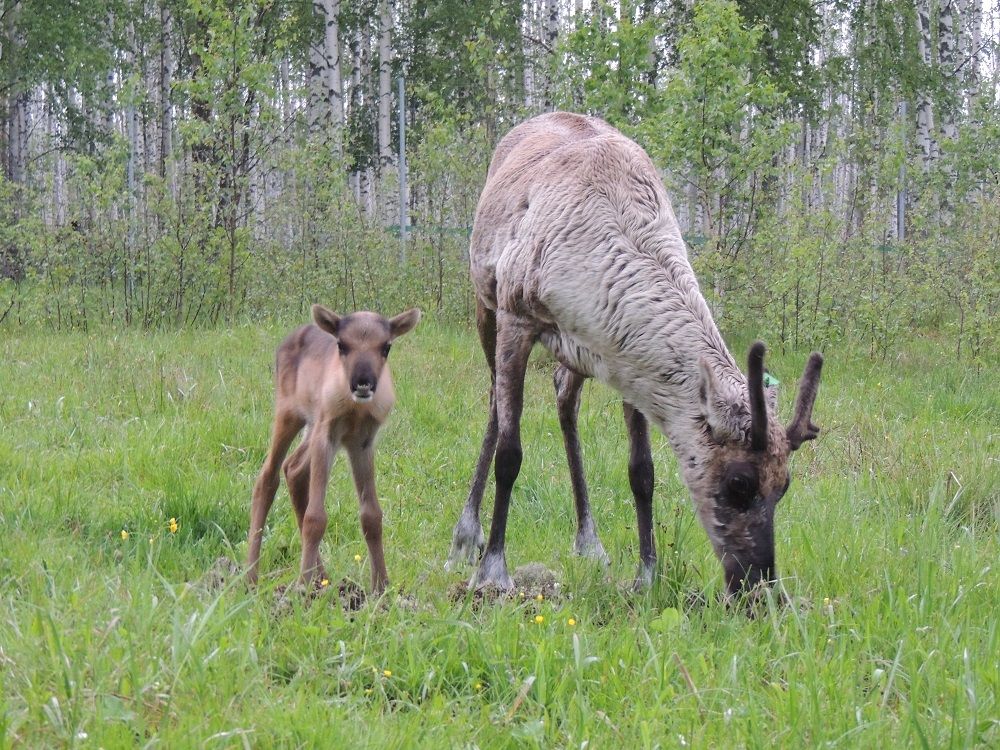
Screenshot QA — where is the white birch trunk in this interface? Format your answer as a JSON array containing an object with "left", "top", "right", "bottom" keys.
[
  {"left": 938, "top": 0, "right": 958, "bottom": 141},
  {"left": 523, "top": 1, "right": 536, "bottom": 110},
  {"left": 309, "top": 0, "right": 343, "bottom": 144},
  {"left": 359, "top": 19, "right": 373, "bottom": 217},
  {"left": 965, "top": 0, "right": 982, "bottom": 105},
  {"left": 159, "top": 2, "right": 174, "bottom": 193},
  {"left": 377, "top": 0, "right": 394, "bottom": 222},
  {"left": 542, "top": 0, "right": 558, "bottom": 110},
  {"left": 324, "top": 0, "right": 344, "bottom": 136},
  {"left": 348, "top": 27, "right": 362, "bottom": 204},
  {"left": 916, "top": 0, "right": 937, "bottom": 167}
]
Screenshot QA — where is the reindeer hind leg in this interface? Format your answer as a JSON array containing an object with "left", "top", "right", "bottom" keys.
[
  {"left": 554, "top": 365, "right": 609, "bottom": 565},
  {"left": 471, "top": 311, "right": 537, "bottom": 592},
  {"left": 282, "top": 432, "right": 330, "bottom": 584}
]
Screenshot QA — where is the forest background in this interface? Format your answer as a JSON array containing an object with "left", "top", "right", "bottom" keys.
[{"left": 0, "top": 0, "right": 997, "bottom": 365}]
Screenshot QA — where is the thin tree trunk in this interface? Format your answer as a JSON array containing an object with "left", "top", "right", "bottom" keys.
[
  {"left": 915, "top": 0, "right": 937, "bottom": 167},
  {"left": 159, "top": 2, "right": 174, "bottom": 192},
  {"left": 523, "top": 0, "right": 536, "bottom": 110},
  {"left": 377, "top": 0, "right": 393, "bottom": 222},
  {"left": 542, "top": 0, "right": 558, "bottom": 110},
  {"left": 938, "top": 0, "right": 958, "bottom": 141},
  {"left": 348, "top": 27, "right": 362, "bottom": 203}
]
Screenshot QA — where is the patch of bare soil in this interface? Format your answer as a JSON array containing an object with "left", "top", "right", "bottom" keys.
[
  {"left": 270, "top": 577, "right": 367, "bottom": 616},
  {"left": 447, "top": 562, "right": 562, "bottom": 605},
  {"left": 203, "top": 556, "right": 242, "bottom": 592}
]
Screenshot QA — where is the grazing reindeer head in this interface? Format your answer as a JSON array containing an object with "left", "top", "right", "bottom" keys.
[
  {"left": 312, "top": 305, "right": 421, "bottom": 403},
  {"left": 692, "top": 343, "right": 824, "bottom": 599}
]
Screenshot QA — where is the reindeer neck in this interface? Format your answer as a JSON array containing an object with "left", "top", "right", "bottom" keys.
[{"left": 609, "top": 237, "right": 746, "bottom": 457}]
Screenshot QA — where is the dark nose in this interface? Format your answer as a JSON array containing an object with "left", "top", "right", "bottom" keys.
[
  {"left": 724, "top": 559, "right": 775, "bottom": 596},
  {"left": 351, "top": 368, "right": 377, "bottom": 394}
]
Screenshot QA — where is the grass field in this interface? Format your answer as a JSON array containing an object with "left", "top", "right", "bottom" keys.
[{"left": 1, "top": 320, "right": 997, "bottom": 748}]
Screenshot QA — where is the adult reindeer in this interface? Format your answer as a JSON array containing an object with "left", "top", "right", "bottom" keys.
[
  {"left": 247, "top": 305, "right": 420, "bottom": 594},
  {"left": 446, "top": 113, "right": 823, "bottom": 598}
]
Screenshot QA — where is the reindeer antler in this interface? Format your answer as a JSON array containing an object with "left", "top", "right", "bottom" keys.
[
  {"left": 747, "top": 341, "right": 769, "bottom": 451},
  {"left": 786, "top": 352, "right": 824, "bottom": 450}
]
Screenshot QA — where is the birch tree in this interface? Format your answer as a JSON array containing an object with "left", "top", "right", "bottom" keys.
[
  {"left": 916, "top": 0, "right": 937, "bottom": 167},
  {"left": 309, "top": 0, "right": 344, "bottom": 145},
  {"left": 377, "top": 0, "right": 393, "bottom": 221}
]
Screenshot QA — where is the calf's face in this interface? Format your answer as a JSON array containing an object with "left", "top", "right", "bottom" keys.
[{"left": 312, "top": 305, "right": 421, "bottom": 402}]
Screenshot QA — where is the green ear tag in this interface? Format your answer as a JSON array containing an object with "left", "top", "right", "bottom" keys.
[{"left": 763, "top": 372, "right": 779, "bottom": 387}]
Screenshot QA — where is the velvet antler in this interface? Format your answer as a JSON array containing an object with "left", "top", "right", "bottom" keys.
[
  {"left": 747, "top": 341, "right": 769, "bottom": 451},
  {"left": 786, "top": 352, "right": 824, "bottom": 450}
]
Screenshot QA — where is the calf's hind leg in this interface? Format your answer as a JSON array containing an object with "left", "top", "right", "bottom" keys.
[
  {"left": 282, "top": 434, "right": 328, "bottom": 583},
  {"left": 247, "top": 410, "right": 303, "bottom": 584},
  {"left": 298, "top": 430, "right": 335, "bottom": 585}
]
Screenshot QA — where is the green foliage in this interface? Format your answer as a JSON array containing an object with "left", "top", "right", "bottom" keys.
[
  {"left": 401, "top": 0, "right": 525, "bottom": 133},
  {"left": 554, "top": 1, "right": 662, "bottom": 129},
  {"left": 643, "top": 0, "right": 792, "bottom": 261},
  {"left": 734, "top": 0, "right": 821, "bottom": 114}
]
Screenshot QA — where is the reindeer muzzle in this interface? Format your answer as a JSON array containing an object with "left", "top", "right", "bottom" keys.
[
  {"left": 350, "top": 371, "right": 377, "bottom": 403},
  {"left": 724, "top": 559, "right": 775, "bottom": 597}
]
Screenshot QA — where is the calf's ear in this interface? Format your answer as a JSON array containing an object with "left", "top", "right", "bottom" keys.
[
  {"left": 389, "top": 308, "right": 421, "bottom": 339},
  {"left": 312, "top": 304, "right": 342, "bottom": 336}
]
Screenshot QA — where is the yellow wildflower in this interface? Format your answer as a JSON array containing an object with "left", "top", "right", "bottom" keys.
[
  {"left": 823, "top": 597, "right": 831, "bottom": 607},
  {"left": 534, "top": 615, "right": 544, "bottom": 624},
  {"left": 120, "top": 529, "right": 129, "bottom": 541},
  {"left": 383, "top": 669, "right": 392, "bottom": 678},
  {"left": 535, "top": 593, "right": 544, "bottom": 602},
  {"left": 168, "top": 517, "right": 179, "bottom": 534},
  {"left": 354, "top": 554, "right": 362, "bottom": 562},
  {"left": 567, "top": 618, "right": 576, "bottom": 627},
  {"left": 321, "top": 579, "right": 330, "bottom": 588},
  {"left": 474, "top": 682, "right": 483, "bottom": 691}
]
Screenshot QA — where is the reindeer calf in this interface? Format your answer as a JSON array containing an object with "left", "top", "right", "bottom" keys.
[{"left": 247, "top": 304, "right": 421, "bottom": 593}]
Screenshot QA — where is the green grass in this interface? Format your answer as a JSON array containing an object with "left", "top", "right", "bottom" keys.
[{"left": 1, "top": 321, "right": 996, "bottom": 748}]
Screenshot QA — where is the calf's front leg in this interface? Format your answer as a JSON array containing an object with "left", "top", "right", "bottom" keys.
[
  {"left": 299, "top": 429, "right": 335, "bottom": 586},
  {"left": 347, "top": 441, "right": 388, "bottom": 594}
]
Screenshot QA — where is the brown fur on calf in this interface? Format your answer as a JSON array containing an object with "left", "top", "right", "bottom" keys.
[{"left": 246, "top": 305, "right": 420, "bottom": 594}]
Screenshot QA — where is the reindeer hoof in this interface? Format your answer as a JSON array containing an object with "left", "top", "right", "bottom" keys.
[
  {"left": 469, "top": 552, "right": 514, "bottom": 592},
  {"left": 574, "top": 531, "right": 610, "bottom": 566},
  {"left": 632, "top": 561, "right": 656, "bottom": 591},
  {"left": 445, "top": 514, "right": 485, "bottom": 571}
]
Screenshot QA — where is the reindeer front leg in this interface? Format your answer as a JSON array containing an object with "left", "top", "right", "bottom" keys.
[
  {"left": 300, "top": 428, "right": 335, "bottom": 586},
  {"left": 347, "top": 439, "right": 388, "bottom": 594},
  {"left": 623, "top": 402, "right": 656, "bottom": 588}
]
